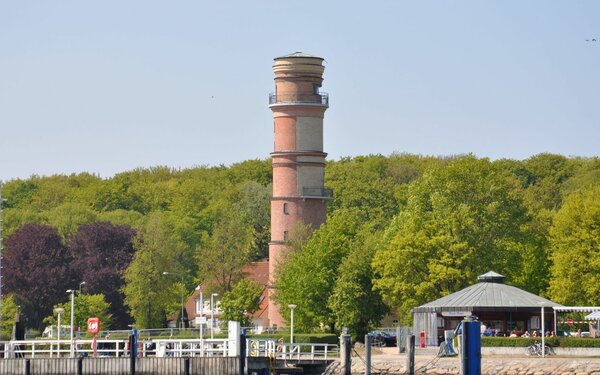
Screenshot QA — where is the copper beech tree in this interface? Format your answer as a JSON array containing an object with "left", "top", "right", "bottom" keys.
[{"left": 4, "top": 224, "right": 74, "bottom": 330}]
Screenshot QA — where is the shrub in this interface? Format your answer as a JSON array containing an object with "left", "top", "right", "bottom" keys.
[{"left": 481, "top": 337, "right": 600, "bottom": 348}]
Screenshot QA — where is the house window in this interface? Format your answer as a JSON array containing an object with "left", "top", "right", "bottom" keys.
[
  {"left": 283, "top": 203, "right": 289, "bottom": 214},
  {"left": 284, "top": 231, "right": 289, "bottom": 241}
]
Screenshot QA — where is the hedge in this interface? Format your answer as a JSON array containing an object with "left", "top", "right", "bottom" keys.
[{"left": 481, "top": 337, "right": 600, "bottom": 348}]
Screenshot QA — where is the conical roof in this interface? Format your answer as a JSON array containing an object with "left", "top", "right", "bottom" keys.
[
  {"left": 412, "top": 271, "right": 562, "bottom": 313},
  {"left": 274, "top": 52, "right": 324, "bottom": 60}
]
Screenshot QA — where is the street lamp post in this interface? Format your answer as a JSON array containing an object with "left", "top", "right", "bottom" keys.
[
  {"left": 210, "top": 293, "right": 218, "bottom": 339},
  {"left": 195, "top": 286, "right": 204, "bottom": 339},
  {"left": 66, "top": 289, "right": 75, "bottom": 357},
  {"left": 288, "top": 304, "right": 297, "bottom": 344},
  {"left": 163, "top": 272, "right": 185, "bottom": 329},
  {"left": 539, "top": 302, "right": 549, "bottom": 357},
  {"left": 79, "top": 281, "right": 86, "bottom": 294},
  {"left": 55, "top": 307, "right": 64, "bottom": 357}
]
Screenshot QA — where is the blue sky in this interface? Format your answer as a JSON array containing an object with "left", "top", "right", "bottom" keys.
[{"left": 1, "top": 1, "right": 598, "bottom": 181}]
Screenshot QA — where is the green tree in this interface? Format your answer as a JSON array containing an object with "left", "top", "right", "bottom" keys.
[
  {"left": 43, "top": 293, "right": 112, "bottom": 334},
  {"left": 328, "top": 230, "right": 388, "bottom": 338},
  {"left": 1, "top": 295, "right": 20, "bottom": 340},
  {"left": 519, "top": 153, "right": 576, "bottom": 212},
  {"left": 548, "top": 186, "right": 600, "bottom": 305},
  {"left": 123, "top": 213, "right": 188, "bottom": 328},
  {"left": 233, "top": 181, "right": 271, "bottom": 260},
  {"left": 196, "top": 209, "right": 254, "bottom": 294},
  {"left": 219, "top": 279, "right": 263, "bottom": 326},
  {"left": 274, "top": 208, "right": 362, "bottom": 332},
  {"left": 372, "top": 157, "right": 539, "bottom": 323},
  {"left": 45, "top": 202, "right": 98, "bottom": 239},
  {"left": 326, "top": 156, "right": 400, "bottom": 228}
]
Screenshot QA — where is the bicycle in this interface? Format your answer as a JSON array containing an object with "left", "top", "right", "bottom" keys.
[{"left": 526, "top": 341, "right": 555, "bottom": 356}]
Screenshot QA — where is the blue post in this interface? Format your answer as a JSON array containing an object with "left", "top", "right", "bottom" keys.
[
  {"left": 131, "top": 328, "right": 139, "bottom": 357},
  {"left": 461, "top": 317, "right": 481, "bottom": 375}
]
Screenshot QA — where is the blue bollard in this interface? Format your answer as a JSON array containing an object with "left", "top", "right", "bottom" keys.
[
  {"left": 461, "top": 317, "right": 481, "bottom": 375},
  {"left": 130, "top": 328, "right": 139, "bottom": 357}
]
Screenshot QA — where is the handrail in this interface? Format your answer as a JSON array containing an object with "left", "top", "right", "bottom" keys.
[
  {"left": 302, "top": 187, "right": 333, "bottom": 199},
  {"left": 0, "top": 338, "right": 229, "bottom": 358},
  {"left": 0, "top": 338, "right": 334, "bottom": 360},
  {"left": 269, "top": 92, "right": 329, "bottom": 106},
  {"left": 246, "top": 339, "right": 338, "bottom": 360},
  {"left": 1, "top": 339, "right": 126, "bottom": 358}
]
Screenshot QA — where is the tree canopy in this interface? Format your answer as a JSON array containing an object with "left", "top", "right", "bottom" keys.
[
  {"left": 548, "top": 186, "right": 600, "bottom": 305},
  {"left": 3, "top": 224, "right": 73, "bottom": 329},
  {"left": 219, "top": 279, "right": 263, "bottom": 327},
  {"left": 1, "top": 153, "right": 599, "bottom": 334},
  {"left": 372, "top": 157, "right": 541, "bottom": 323},
  {"left": 122, "top": 213, "right": 189, "bottom": 328},
  {"left": 43, "top": 293, "right": 113, "bottom": 334},
  {"left": 69, "top": 222, "right": 136, "bottom": 328}
]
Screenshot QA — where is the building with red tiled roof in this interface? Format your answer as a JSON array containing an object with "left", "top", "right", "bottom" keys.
[{"left": 177, "top": 260, "right": 270, "bottom": 333}]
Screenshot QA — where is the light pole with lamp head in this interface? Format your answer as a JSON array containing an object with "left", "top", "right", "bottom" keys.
[
  {"left": 79, "top": 281, "right": 86, "bottom": 294},
  {"left": 162, "top": 271, "right": 185, "bottom": 329},
  {"left": 55, "top": 307, "right": 64, "bottom": 357},
  {"left": 66, "top": 289, "right": 75, "bottom": 357},
  {"left": 210, "top": 293, "right": 218, "bottom": 339},
  {"left": 288, "top": 304, "right": 297, "bottom": 344}
]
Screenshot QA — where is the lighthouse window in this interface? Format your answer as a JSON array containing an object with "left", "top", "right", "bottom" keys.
[
  {"left": 283, "top": 203, "right": 289, "bottom": 214},
  {"left": 284, "top": 231, "right": 289, "bottom": 241}
]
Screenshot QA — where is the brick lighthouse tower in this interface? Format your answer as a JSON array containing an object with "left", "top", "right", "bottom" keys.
[{"left": 268, "top": 52, "right": 330, "bottom": 328}]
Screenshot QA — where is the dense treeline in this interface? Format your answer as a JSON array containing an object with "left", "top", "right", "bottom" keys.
[{"left": 1, "top": 153, "right": 599, "bottom": 337}]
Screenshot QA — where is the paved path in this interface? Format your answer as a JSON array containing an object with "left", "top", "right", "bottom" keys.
[{"left": 324, "top": 347, "right": 600, "bottom": 374}]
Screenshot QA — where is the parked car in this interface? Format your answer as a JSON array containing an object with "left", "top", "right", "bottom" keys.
[{"left": 369, "top": 331, "right": 397, "bottom": 347}]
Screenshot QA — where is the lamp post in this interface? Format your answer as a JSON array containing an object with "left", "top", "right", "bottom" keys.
[
  {"left": 210, "top": 293, "right": 218, "bottom": 339},
  {"left": 195, "top": 285, "right": 204, "bottom": 339},
  {"left": 55, "top": 307, "right": 64, "bottom": 357},
  {"left": 288, "top": 304, "right": 297, "bottom": 344},
  {"left": 539, "top": 302, "right": 549, "bottom": 357},
  {"left": 66, "top": 289, "right": 75, "bottom": 357},
  {"left": 163, "top": 271, "right": 185, "bottom": 329},
  {"left": 79, "top": 281, "right": 86, "bottom": 294}
]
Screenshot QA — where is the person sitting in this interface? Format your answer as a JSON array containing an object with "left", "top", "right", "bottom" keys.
[
  {"left": 521, "top": 331, "right": 530, "bottom": 338},
  {"left": 532, "top": 330, "right": 538, "bottom": 337},
  {"left": 509, "top": 330, "right": 518, "bottom": 338}
]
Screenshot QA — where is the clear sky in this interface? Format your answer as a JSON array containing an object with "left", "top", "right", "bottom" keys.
[{"left": 1, "top": 1, "right": 598, "bottom": 181}]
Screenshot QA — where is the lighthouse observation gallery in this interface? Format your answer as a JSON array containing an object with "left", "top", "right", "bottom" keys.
[{"left": 267, "top": 52, "right": 331, "bottom": 328}]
